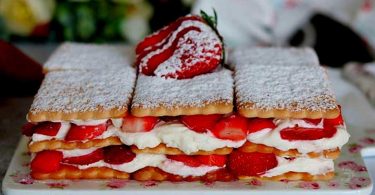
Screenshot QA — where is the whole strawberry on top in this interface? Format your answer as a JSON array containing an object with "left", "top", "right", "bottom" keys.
[{"left": 135, "top": 10, "right": 224, "bottom": 79}]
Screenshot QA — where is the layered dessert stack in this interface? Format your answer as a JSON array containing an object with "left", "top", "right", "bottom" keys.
[
  {"left": 229, "top": 47, "right": 350, "bottom": 180},
  {"left": 22, "top": 12, "right": 350, "bottom": 182}
]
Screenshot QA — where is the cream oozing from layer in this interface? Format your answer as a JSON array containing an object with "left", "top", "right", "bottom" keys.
[
  {"left": 72, "top": 153, "right": 166, "bottom": 173},
  {"left": 30, "top": 119, "right": 121, "bottom": 143},
  {"left": 247, "top": 119, "right": 350, "bottom": 154},
  {"left": 263, "top": 156, "right": 334, "bottom": 177},
  {"left": 116, "top": 121, "right": 245, "bottom": 154},
  {"left": 158, "top": 159, "right": 222, "bottom": 177}
]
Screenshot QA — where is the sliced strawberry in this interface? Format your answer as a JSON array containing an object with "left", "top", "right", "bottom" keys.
[
  {"left": 304, "top": 118, "right": 322, "bottom": 125},
  {"left": 280, "top": 126, "right": 337, "bottom": 141},
  {"left": 34, "top": 122, "right": 61, "bottom": 136},
  {"left": 228, "top": 151, "right": 277, "bottom": 176},
  {"left": 247, "top": 118, "right": 276, "bottom": 133},
  {"left": 31, "top": 150, "right": 63, "bottom": 173},
  {"left": 167, "top": 155, "right": 201, "bottom": 167},
  {"left": 121, "top": 115, "right": 159, "bottom": 133},
  {"left": 210, "top": 115, "right": 248, "bottom": 141},
  {"left": 324, "top": 114, "right": 344, "bottom": 128},
  {"left": 138, "top": 26, "right": 201, "bottom": 76},
  {"left": 62, "top": 149, "right": 104, "bottom": 165},
  {"left": 196, "top": 155, "right": 227, "bottom": 167},
  {"left": 21, "top": 122, "right": 37, "bottom": 136},
  {"left": 135, "top": 15, "right": 202, "bottom": 55},
  {"left": 103, "top": 145, "right": 136, "bottom": 165},
  {"left": 180, "top": 114, "right": 222, "bottom": 133},
  {"left": 65, "top": 123, "right": 107, "bottom": 141}
]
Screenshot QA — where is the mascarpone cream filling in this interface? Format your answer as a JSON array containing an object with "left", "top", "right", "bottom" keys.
[
  {"left": 247, "top": 119, "right": 350, "bottom": 154},
  {"left": 263, "top": 156, "right": 334, "bottom": 177},
  {"left": 158, "top": 159, "right": 222, "bottom": 177},
  {"left": 116, "top": 122, "right": 246, "bottom": 154}
]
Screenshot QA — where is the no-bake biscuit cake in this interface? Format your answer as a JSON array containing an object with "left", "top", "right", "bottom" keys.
[{"left": 22, "top": 11, "right": 349, "bottom": 182}]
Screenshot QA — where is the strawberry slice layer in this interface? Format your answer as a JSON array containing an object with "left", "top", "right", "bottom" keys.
[
  {"left": 22, "top": 122, "right": 61, "bottom": 136},
  {"left": 280, "top": 126, "right": 337, "bottom": 141},
  {"left": 121, "top": 115, "right": 159, "bottom": 133},
  {"left": 228, "top": 151, "right": 278, "bottom": 176},
  {"left": 210, "top": 114, "right": 248, "bottom": 141},
  {"left": 196, "top": 155, "right": 227, "bottom": 167},
  {"left": 180, "top": 114, "right": 222, "bottom": 133},
  {"left": 167, "top": 155, "right": 202, "bottom": 167},
  {"left": 248, "top": 118, "right": 276, "bottom": 134},
  {"left": 31, "top": 150, "right": 63, "bottom": 173},
  {"left": 62, "top": 149, "right": 104, "bottom": 165},
  {"left": 103, "top": 145, "right": 136, "bottom": 165},
  {"left": 65, "top": 123, "right": 107, "bottom": 141}
]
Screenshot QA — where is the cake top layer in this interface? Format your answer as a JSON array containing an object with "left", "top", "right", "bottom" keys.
[
  {"left": 28, "top": 67, "right": 136, "bottom": 121},
  {"left": 234, "top": 64, "right": 339, "bottom": 118},
  {"left": 229, "top": 47, "right": 319, "bottom": 68},
  {"left": 43, "top": 42, "right": 134, "bottom": 72},
  {"left": 131, "top": 69, "right": 234, "bottom": 116}
]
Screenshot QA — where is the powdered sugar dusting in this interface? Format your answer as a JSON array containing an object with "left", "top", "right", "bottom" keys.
[
  {"left": 235, "top": 64, "right": 337, "bottom": 111},
  {"left": 44, "top": 42, "right": 134, "bottom": 71},
  {"left": 229, "top": 47, "right": 319, "bottom": 68},
  {"left": 30, "top": 67, "right": 136, "bottom": 114},
  {"left": 132, "top": 69, "right": 233, "bottom": 109}
]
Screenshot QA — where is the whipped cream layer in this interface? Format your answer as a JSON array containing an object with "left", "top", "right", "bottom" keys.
[
  {"left": 64, "top": 152, "right": 221, "bottom": 177},
  {"left": 158, "top": 159, "right": 222, "bottom": 177},
  {"left": 263, "top": 156, "right": 334, "bottom": 177},
  {"left": 247, "top": 119, "right": 350, "bottom": 154},
  {"left": 116, "top": 122, "right": 246, "bottom": 154}
]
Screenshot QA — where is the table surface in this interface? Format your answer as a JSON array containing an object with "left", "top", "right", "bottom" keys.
[{"left": 0, "top": 44, "right": 374, "bottom": 195}]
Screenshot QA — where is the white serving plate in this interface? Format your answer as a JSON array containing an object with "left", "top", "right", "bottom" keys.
[{"left": 2, "top": 125, "right": 374, "bottom": 195}]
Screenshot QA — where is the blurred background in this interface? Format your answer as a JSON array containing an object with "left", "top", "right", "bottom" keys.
[{"left": 1, "top": 0, "right": 375, "bottom": 191}]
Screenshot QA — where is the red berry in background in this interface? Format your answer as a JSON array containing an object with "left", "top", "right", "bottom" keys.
[
  {"left": 62, "top": 149, "right": 104, "bottom": 165},
  {"left": 228, "top": 151, "right": 277, "bottom": 176},
  {"left": 65, "top": 123, "right": 107, "bottom": 141},
  {"left": 181, "top": 114, "right": 222, "bottom": 133},
  {"left": 248, "top": 118, "right": 276, "bottom": 133},
  {"left": 103, "top": 145, "right": 136, "bottom": 165},
  {"left": 210, "top": 114, "right": 248, "bottom": 141},
  {"left": 121, "top": 115, "right": 159, "bottom": 133},
  {"left": 31, "top": 150, "right": 63, "bottom": 173}
]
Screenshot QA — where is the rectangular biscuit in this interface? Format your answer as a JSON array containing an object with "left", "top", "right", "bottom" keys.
[
  {"left": 27, "top": 67, "right": 136, "bottom": 122},
  {"left": 131, "top": 69, "right": 234, "bottom": 116},
  {"left": 234, "top": 63, "right": 340, "bottom": 119},
  {"left": 229, "top": 47, "right": 319, "bottom": 69},
  {"left": 43, "top": 42, "right": 134, "bottom": 72}
]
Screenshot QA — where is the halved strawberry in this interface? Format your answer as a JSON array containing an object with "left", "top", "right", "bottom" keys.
[
  {"left": 31, "top": 150, "right": 63, "bottom": 173},
  {"left": 196, "top": 155, "right": 227, "bottom": 167},
  {"left": 180, "top": 114, "right": 222, "bottom": 133},
  {"left": 280, "top": 126, "right": 337, "bottom": 141},
  {"left": 324, "top": 113, "right": 344, "bottom": 128},
  {"left": 62, "top": 149, "right": 104, "bottom": 165},
  {"left": 304, "top": 119, "right": 322, "bottom": 125},
  {"left": 228, "top": 151, "right": 277, "bottom": 176},
  {"left": 247, "top": 118, "right": 276, "bottom": 133},
  {"left": 103, "top": 145, "right": 136, "bottom": 165},
  {"left": 121, "top": 115, "right": 159, "bottom": 133},
  {"left": 34, "top": 122, "right": 61, "bottom": 136},
  {"left": 167, "top": 155, "right": 201, "bottom": 167},
  {"left": 138, "top": 26, "right": 201, "bottom": 76},
  {"left": 65, "top": 123, "right": 107, "bottom": 141},
  {"left": 135, "top": 15, "right": 202, "bottom": 55},
  {"left": 210, "top": 115, "right": 248, "bottom": 141}
]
